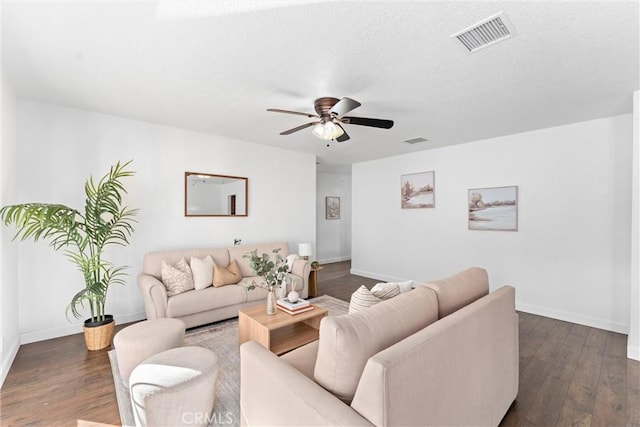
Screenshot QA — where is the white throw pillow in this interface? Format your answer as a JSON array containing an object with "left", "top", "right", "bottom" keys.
[
  {"left": 190, "top": 255, "right": 215, "bottom": 290},
  {"left": 348, "top": 284, "right": 400, "bottom": 314},
  {"left": 285, "top": 254, "right": 298, "bottom": 272},
  {"left": 371, "top": 280, "right": 414, "bottom": 294},
  {"left": 161, "top": 257, "right": 194, "bottom": 296}
]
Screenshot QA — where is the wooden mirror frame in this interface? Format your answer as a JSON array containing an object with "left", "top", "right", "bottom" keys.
[{"left": 184, "top": 172, "right": 248, "bottom": 217}]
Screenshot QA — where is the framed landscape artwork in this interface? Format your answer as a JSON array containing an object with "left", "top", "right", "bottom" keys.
[
  {"left": 326, "top": 196, "right": 340, "bottom": 219},
  {"left": 401, "top": 171, "right": 435, "bottom": 209},
  {"left": 468, "top": 186, "right": 518, "bottom": 231}
]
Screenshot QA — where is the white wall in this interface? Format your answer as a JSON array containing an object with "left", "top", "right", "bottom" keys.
[
  {"left": 630, "top": 91, "right": 640, "bottom": 360},
  {"left": 14, "top": 99, "right": 316, "bottom": 344},
  {"left": 353, "top": 115, "right": 633, "bottom": 334},
  {"left": 0, "top": 73, "right": 20, "bottom": 387},
  {"left": 316, "top": 172, "right": 351, "bottom": 263}
]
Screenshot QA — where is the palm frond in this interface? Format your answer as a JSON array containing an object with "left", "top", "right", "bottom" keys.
[
  {"left": 84, "top": 160, "right": 137, "bottom": 251},
  {"left": 0, "top": 203, "right": 84, "bottom": 251}
]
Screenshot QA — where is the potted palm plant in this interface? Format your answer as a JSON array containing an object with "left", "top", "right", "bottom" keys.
[{"left": 0, "top": 160, "right": 138, "bottom": 350}]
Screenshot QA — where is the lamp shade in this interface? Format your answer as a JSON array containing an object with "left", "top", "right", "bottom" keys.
[{"left": 298, "top": 243, "right": 312, "bottom": 258}]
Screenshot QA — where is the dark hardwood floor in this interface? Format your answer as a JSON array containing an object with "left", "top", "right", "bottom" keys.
[{"left": 1, "top": 261, "right": 638, "bottom": 426}]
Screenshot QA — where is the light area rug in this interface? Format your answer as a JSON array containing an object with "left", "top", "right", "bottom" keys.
[{"left": 108, "top": 295, "right": 349, "bottom": 427}]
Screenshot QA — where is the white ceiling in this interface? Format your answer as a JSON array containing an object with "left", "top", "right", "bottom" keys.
[{"left": 3, "top": 1, "right": 639, "bottom": 173}]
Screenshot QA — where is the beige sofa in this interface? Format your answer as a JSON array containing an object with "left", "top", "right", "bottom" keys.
[
  {"left": 240, "top": 267, "right": 518, "bottom": 426},
  {"left": 138, "top": 242, "right": 310, "bottom": 328}
]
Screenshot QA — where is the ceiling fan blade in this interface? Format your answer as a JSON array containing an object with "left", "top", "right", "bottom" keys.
[
  {"left": 280, "top": 121, "right": 319, "bottom": 135},
  {"left": 329, "top": 97, "right": 361, "bottom": 117},
  {"left": 335, "top": 124, "right": 350, "bottom": 142},
  {"left": 342, "top": 116, "right": 394, "bottom": 129},
  {"left": 267, "top": 108, "right": 318, "bottom": 118}
]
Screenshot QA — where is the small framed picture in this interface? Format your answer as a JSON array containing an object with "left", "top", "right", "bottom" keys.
[
  {"left": 468, "top": 186, "right": 518, "bottom": 231},
  {"left": 325, "top": 196, "right": 340, "bottom": 219},
  {"left": 401, "top": 171, "right": 435, "bottom": 209}
]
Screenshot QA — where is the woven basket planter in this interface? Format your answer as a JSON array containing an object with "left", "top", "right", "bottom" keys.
[{"left": 83, "top": 315, "right": 115, "bottom": 351}]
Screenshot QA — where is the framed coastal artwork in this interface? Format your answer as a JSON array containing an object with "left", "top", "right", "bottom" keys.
[
  {"left": 401, "top": 171, "right": 435, "bottom": 209},
  {"left": 468, "top": 186, "right": 518, "bottom": 231},
  {"left": 326, "top": 196, "right": 340, "bottom": 219}
]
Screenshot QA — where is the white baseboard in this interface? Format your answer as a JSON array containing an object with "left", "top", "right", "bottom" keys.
[
  {"left": 0, "top": 335, "right": 20, "bottom": 388},
  {"left": 20, "top": 323, "right": 83, "bottom": 345},
  {"left": 20, "top": 311, "right": 146, "bottom": 345},
  {"left": 318, "top": 256, "right": 351, "bottom": 264},
  {"left": 516, "top": 302, "right": 629, "bottom": 335},
  {"left": 628, "top": 345, "right": 640, "bottom": 361},
  {"left": 350, "top": 270, "right": 631, "bottom": 337}
]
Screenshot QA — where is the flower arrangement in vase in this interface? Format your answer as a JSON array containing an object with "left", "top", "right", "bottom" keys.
[{"left": 244, "top": 248, "right": 290, "bottom": 314}]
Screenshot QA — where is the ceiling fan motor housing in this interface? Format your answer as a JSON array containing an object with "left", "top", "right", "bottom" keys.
[{"left": 314, "top": 97, "right": 340, "bottom": 121}]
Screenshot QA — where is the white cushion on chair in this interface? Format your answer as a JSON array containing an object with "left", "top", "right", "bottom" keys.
[{"left": 130, "top": 346, "right": 219, "bottom": 427}]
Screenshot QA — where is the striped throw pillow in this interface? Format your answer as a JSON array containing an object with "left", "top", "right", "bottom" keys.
[{"left": 348, "top": 284, "right": 400, "bottom": 314}]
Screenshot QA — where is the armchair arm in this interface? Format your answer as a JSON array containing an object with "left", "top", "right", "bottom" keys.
[
  {"left": 291, "top": 258, "right": 311, "bottom": 298},
  {"left": 240, "top": 341, "right": 372, "bottom": 427},
  {"left": 351, "top": 286, "right": 518, "bottom": 426},
  {"left": 137, "top": 273, "right": 168, "bottom": 320}
]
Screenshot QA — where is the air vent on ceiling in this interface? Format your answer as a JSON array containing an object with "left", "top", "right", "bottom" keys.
[
  {"left": 450, "top": 12, "right": 515, "bottom": 53},
  {"left": 404, "top": 137, "right": 428, "bottom": 145}
]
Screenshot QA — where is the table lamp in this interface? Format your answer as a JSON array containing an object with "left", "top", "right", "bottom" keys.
[{"left": 298, "top": 243, "right": 312, "bottom": 260}]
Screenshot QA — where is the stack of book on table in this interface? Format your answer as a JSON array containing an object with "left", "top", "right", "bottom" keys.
[{"left": 277, "top": 297, "right": 313, "bottom": 315}]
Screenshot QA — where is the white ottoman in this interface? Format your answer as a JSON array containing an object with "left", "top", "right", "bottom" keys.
[
  {"left": 130, "top": 346, "right": 219, "bottom": 427},
  {"left": 113, "top": 318, "right": 185, "bottom": 387}
]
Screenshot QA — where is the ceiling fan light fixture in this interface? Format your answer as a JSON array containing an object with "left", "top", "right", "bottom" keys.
[
  {"left": 312, "top": 121, "right": 344, "bottom": 140},
  {"left": 312, "top": 123, "right": 327, "bottom": 139}
]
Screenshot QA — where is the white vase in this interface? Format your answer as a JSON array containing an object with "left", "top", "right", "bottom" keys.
[{"left": 266, "top": 289, "right": 277, "bottom": 315}]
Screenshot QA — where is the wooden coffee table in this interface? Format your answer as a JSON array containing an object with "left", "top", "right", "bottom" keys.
[{"left": 238, "top": 303, "right": 328, "bottom": 355}]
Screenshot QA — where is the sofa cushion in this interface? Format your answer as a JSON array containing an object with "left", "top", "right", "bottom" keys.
[
  {"left": 161, "top": 258, "right": 194, "bottom": 296},
  {"left": 423, "top": 267, "right": 489, "bottom": 318},
  {"left": 213, "top": 260, "right": 242, "bottom": 287},
  {"left": 348, "top": 284, "right": 400, "bottom": 314},
  {"left": 280, "top": 340, "right": 319, "bottom": 380},
  {"left": 166, "top": 284, "right": 247, "bottom": 318},
  {"left": 314, "top": 285, "right": 438, "bottom": 402},
  {"left": 228, "top": 242, "right": 290, "bottom": 277},
  {"left": 190, "top": 255, "right": 214, "bottom": 290}
]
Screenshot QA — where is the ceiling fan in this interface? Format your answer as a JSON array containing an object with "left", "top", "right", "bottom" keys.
[{"left": 267, "top": 97, "right": 394, "bottom": 142}]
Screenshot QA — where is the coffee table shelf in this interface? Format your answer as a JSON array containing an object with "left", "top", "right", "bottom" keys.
[{"left": 238, "top": 303, "right": 328, "bottom": 355}]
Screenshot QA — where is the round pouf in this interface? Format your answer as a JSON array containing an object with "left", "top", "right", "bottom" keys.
[
  {"left": 113, "top": 318, "right": 185, "bottom": 387},
  {"left": 129, "top": 346, "right": 219, "bottom": 427}
]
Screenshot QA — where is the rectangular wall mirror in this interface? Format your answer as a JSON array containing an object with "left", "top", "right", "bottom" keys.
[{"left": 185, "top": 172, "right": 248, "bottom": 217}]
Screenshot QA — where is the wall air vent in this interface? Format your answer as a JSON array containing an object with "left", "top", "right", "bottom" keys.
[
  {"left": 404, "top": 137, "right": 428, "bottom": 144},
  {"left": 450, "top": 12, "right": 515, "bottom": 53}
]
